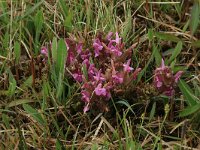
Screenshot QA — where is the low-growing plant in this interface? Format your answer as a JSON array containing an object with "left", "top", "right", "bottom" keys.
[{"left": 41, "top": 32, "right": 142, "bottom": 113}]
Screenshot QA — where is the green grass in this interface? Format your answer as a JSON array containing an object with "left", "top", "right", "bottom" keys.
[{"left": 0, "top": 0, "right": 200, "bottom": 149}]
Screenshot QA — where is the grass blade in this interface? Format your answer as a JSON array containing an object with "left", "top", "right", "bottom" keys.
[
  {"left": 178, "top": 79, "right": 199, "bottom": 106},
  {"left": 167, "top": 41, "right": 182, "bottom": 64},
  {"left": 179, "top": 103, "right": 200, "bottom": 117},
  {"left": 190, "top": 2, "right": 200, "bottom": 35},
  {"left": 23, "top": 104, "right": 45, "bottom": 125},
  {"left": 155, "top": 32, "right": 181, "bottom": 42}
]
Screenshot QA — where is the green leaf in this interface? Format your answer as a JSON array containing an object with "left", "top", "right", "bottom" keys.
[
  {"left": 64, "top": 11, "right": 73, "bottom": 31},
  {"left": 34, "top": 10, "right": 43, "bottom": 34},
  {"left": 14, "top": 42, "right": 21, "bottom": 63},
  {"left": 8, "top": 99, "right": 34, "bottom": 108},
  {"left": 56, "top": 39, "right": 67, "bottom": 75},
  {"left": 8, "top": 70, "right": 16, "bottom": 97},
  {"left": 190, "top": 2, "right": 200, "bottom": 35},
  {"left": 148, "top": 29, "right": 154, "bottom": 41},
  {"left": 82, "top": 63, "right": 88, "bottom": 81},
  {"left": 122, "top": 10, "right": 132, "bottom": 41},
  {"left": 23, "top": 104, "right": 45, "bottom": 125},
  {"left": 54, "top": 39, "right": 67, "bottom": 100},
  {"left": 178, "top": 79, "right": 199, "bottom": 106},
  {"left": 153, "top": 45, "right": 162, "bottom": 66},
  {"left": 59, "top": 0, "right": 68, "bottom": 18},
  {"left": 149, "top": 102, "right": 156, "bottom": 121},
  {"left": 19, "top": 1, "right": 43, "bottom": 20},
  {"left": 20, "top": 75, "right": 33, "bottom": 89},
  {"left": 116, "top": 100, "right": 134, "bottom": 114},
  {"left": 51, "top": 37, "right": 57, "bottom": 63},
  {"left": 179, "top": 103, "right": 200, "bottom": 117},
  {"left": 155, "top": 32, "right": 181, "bottom": 42},
  {"left": 34, "top": 10, "right": 44, "bottom": 54},
  {"left": 56, "top": 139, "right": 62, "bottom": 150},
  {"left": 191, "top": 40, "right": 200, "bottom": 47},
  {"left": 2, "top": 113, "right": 11, "bottom": 128},
  {"left": 168, "top": 41, "right": 182, "bottom": 64}
]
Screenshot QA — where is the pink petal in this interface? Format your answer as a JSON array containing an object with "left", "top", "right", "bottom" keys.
[
  {"left": 161, "top": 59, "right": 165, "bottom": 69},
  {"left": 93, "top": 70, "right": 105, "bottom": 82},
  {"left": 174, "top": 71, "right": 183, "bottom": 83},
  {"left": 123, "top": 59, "right": 134, "bottom": 73},
  {"left": 81, "top": 90, "right": 90, "bottom": 105},
  {"left": 93, "top": 39, "right": 103, "bottom": 57},
  {"left": 41, "top": 47, "right": 48, "bottom": 57},
  {"left": 94, "top": 83, "right": 107, "bottom": 96},
  {"left": 112, "top": 74, "right": 123, "bottom": 84},
  {"left": 76, "top": 43, "right": 83, "bottom": 54},
  {"left": 115, "top": 32, "right": 121, "bottom": 44},
  {"left": 72, "top": 73, "right": 82, "bottom": 82},
  {"left": 106, "top": 32, "right": 113, "bottom": 40},
  {"left": 156, "top": 81, "right": 163, "bottom": 88},
  {"left": 83, "top": 104, "right": 90, "bottom": 113}
]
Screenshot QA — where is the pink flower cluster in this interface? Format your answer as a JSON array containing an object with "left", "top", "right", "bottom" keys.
[
  {"left": 153, "top": 59, "right": 183, "bottom": 97},
  {"left": 67, "top": 32, "right": 141, "bottom": 113},
  {"left": 41, "top": 32, "right": 141, "bottom": 113},
  {"left": 40, "top": 32, "right": 183, "bottom": 113}
]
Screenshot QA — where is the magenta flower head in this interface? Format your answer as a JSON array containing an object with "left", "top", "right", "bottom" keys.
[
  {"left": 72, "top": 70, "right": 83, "bottom": 82},
  {"left": 154, "top": 59, "right": 183, "bottom": 97},
  {"left": 123, "top": 59, "right": 134, "bottom": 73},
  {"left": 93, "top": 38, "right": 103, "bottom": 57},
  {"left": 94, "top": 83, "right": 107, "bottom": 96},
  {"left": 41, "top": 47, "right": 48, "bottom": 57}
]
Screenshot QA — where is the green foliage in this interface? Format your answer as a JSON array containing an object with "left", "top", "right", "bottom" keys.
[
  {"left": 179, "top": 79, "right": 200, "bottom": 117},
  {"left": 23, "top": 104, "right": 46, "bottom": 125},
  {"left": 14, "top": 42, "right": 21, "bottom": 64},
  {"left": 8, "top": 70, "right": 16, "bottom": 97},
  {"left": 19, "top": 1, "right": 44, "bottom": 20},
  {"left": 154, "top": 32, "right": 181, "bottom": 42},
  {"left": 34, "top": 10, "right": 44, "bottom": 54},
  {"left": 0, "top": 0, "right": 199, "bottom": 149},
  {"left": 191, "top": 40, "right": 200, "bottom": 47},
  {"left": 167, "top": 41, "right": 182, "bottom": 64},
  {"left": 178, "top": 79, "right": 199, "bottom": 106},
  {"left": 190, "top": 1, "right": 200, "bottom": 35}
]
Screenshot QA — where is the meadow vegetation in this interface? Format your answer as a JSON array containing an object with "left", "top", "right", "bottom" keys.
[{"left": 0, "top": 0, "right": 200, "bottom": 149}]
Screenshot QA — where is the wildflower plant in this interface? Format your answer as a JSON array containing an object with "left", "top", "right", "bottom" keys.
[
  {"left": 41, "top": 32, "right": 141, "bottom": 113},
  {"left": 153, "top": 59, "right": 183, "bottom": 97}
]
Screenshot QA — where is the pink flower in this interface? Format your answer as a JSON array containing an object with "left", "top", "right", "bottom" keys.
[
  {"left": 123, "top": 59, "right": 134, "bottom": 73},
  {"left": 67, "top": 51, "right": 75, "bottom": 64},
  {"left": 94, "top": 83, "right": 107, "bottom": 96},
  {"left": 80, "top": 49, "right": 91, "bottom": 60},
  {"left": 106, "top": 32, "right": 113, "bottom": 41},
  {"left": 115, "top": 32, "right": 121, "bottom": 44},
  {"left": 82, "top": 59, "right": 90, "bottom": 67},
  {"left": 153, "top": 59, "right": 183, "bottom": 97},
  {"left": 88, "top": 64, "right": 97, "bottom": 78},
  {"left": 83, "top": 104, "right": 90, "bottom": 113},
  {"left": 93, "top": 70, "right": 105, "bottom": 82},
  {"left": 76, "top": 43, "right": 83, "bottom": 54},
  {"left": 41, "top": 47, "right": 48, "bottom": 57},
  {"left": 112, "top": 74, "right": 123, "bottom": 84},
  {"left": 72, "top": 70, "right": 82, "bottom": 82},
  {"left": 111, "top": 48, "right": 122, "bottom": 56},
  {"left": 107, "top": 41, "right": 122, "bottom": 57},
  {"left": 81, "top": 90, "right": 90, "bottom": 103},
  {"left": 93, "top": 39, "right": 103, "bottom": 57}
]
